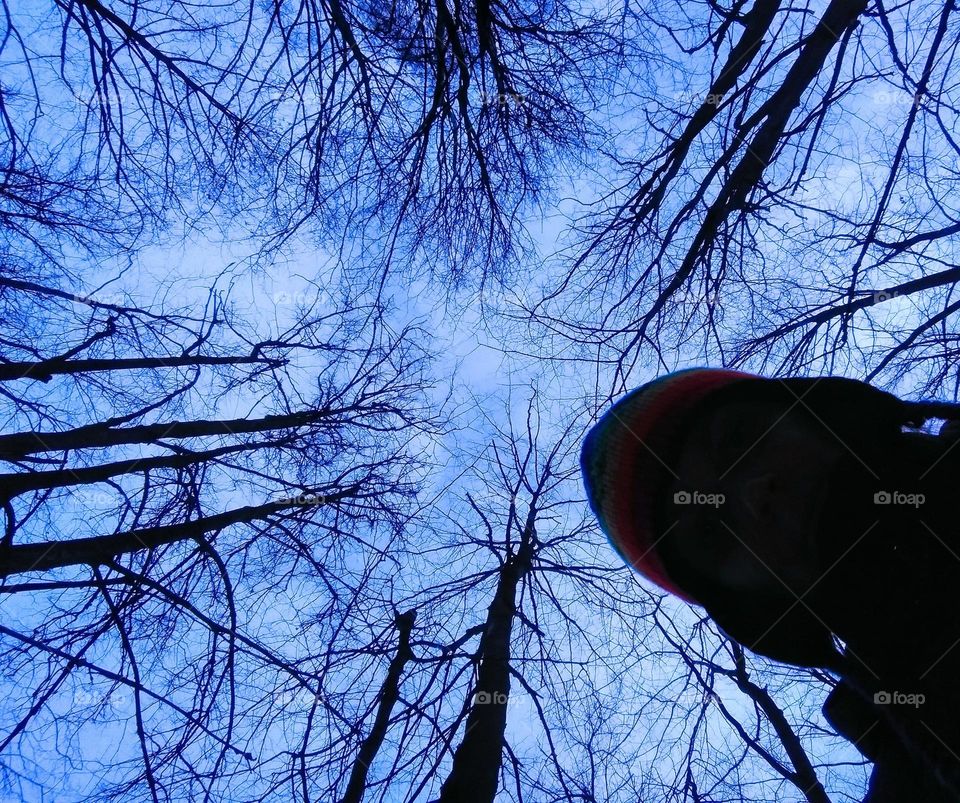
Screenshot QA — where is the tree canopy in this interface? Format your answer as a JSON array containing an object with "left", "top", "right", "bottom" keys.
[{"left": 2, "top": 0, "right": 957, "bottom": 799}]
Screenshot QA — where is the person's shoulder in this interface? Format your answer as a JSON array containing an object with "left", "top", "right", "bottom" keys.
[{"left": 938, "top": 419, "right": 960, "bottom": 441}]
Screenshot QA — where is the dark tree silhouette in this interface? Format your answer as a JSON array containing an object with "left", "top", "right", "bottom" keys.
[
  {"left": 341, "top": 609, "right": 417, "bottom": 803},
  {"left": 529, "top": 0, "right": 960, "bottom": 396},
  {"left": 5, "top": 0, "right": 957, "bottom": 799},
  {"left": 0, "top": 269, "right": 439, "bottom": 799}
]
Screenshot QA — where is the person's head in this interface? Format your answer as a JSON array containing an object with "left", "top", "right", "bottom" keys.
[
  {"left": 581, "top": 368, "right": 949, "bottom": 667},
  {"left": 582, "top": 367, "right": 960, "bottom": 800}
]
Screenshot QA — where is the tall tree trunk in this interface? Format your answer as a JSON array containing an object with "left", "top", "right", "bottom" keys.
[
  {"left": 0, "top": 441, "right": 266, "bottom": 497},
  {"left": 729, "top": 643, "right": 831, "bottom": 803},
  {"left": 0, "top": 408, "right": 335, "bottom": 459},
  {"left": 0, "top": 485, "right": 359, "bottom": 578},
  {"left": 438, "top": 541, "right": 531, "bottom": 803},
  {"left": 340, "top": 609, "right": 416, "bottom": 803},
  {"left": 0, "top": 354, "right": 283, "bottom": 382}
]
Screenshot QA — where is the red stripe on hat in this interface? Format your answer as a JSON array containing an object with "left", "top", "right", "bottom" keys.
[{"left": 582, "top": 368, "right": 755, "bottom": 603}]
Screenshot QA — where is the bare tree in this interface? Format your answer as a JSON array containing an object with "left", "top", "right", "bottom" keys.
[
  {"left": 0, "top": 268, "right": 440, "bottom": 800},
  {"left": 8, "top": 0, "right": 957, "bottom": 800},
  {"left": 528, "top": 0, "right": 960, "bottom": 396},
  {"left": 3, "top": 0, "right": 639, "bottom": 292}
]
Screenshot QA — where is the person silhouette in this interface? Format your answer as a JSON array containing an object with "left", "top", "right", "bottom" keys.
[{"left": 582, "top": 368, "right": 960, "bottom": 801}]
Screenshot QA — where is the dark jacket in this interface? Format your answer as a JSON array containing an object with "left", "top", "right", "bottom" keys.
[
  {"left": 816, "top": 425, "right": 960, "bottom": 800},
  {"left": 661, "top": 408, "right": 960, "bottom": 800},
  {"left": 631, "top": 375, "right": 960, "bottom": 799}
]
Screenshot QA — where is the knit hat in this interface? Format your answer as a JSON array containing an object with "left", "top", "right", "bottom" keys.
[{"left": 581, "top": 367, "right": 756, "bottom": 604}]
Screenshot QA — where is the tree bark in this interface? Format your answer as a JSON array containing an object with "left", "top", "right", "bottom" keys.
[
  {"left": 730, "top": 644, "right": 831, "bottom": 803},
  {"left": 0, "top": 485, "right": 358, "bottom": 579},
  {"left": 341, "top": 609, "right": 417, "bottom": 803},
  {"left": 0, "top": 442, "right": 267, "bottom": 497},
  {"left": 641, "top": 0, "right": 870, "bottom": 336},
  {"left": 438, "top": 543, "right": 531, "bottom": 803},
  {"left": 0, "top": 354, "right": 283, "bottom": 383},
  {"left": 0, "top": 408, "right": 335, "bottom": 459}
]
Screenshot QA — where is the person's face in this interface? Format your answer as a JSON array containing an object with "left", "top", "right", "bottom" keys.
[{"left": 662, "top": 399, "right": 849, "bottom": 597}]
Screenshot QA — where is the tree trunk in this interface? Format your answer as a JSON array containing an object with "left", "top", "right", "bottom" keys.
[
  {"left": 0, "top": 408, "right": 335, "bottom": 459},
  {"left": 0, "top": 485, "right": 359, "bottom": 578},
  {"left": 341, "top": 609, "right": 416, "bottom": 803},
  {"left": 0, "top": 442, "right": 266, "bottom": 497},
  {"left": 438, "top": 543, "right": 531, "bottom": 803},
  {"left": 0, "top": 354, "right": 283, "bottom": 382}
]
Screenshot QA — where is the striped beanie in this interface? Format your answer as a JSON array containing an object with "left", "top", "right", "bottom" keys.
[{"left": 581, "top": 368, "right": 756, "bottom": 604}]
